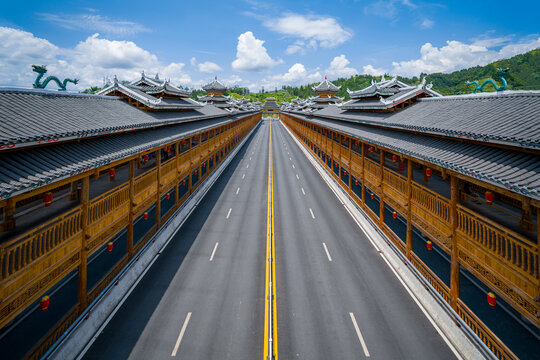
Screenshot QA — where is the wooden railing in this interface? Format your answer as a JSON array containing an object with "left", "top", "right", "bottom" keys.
[
  {"left": 383, "top": 169, "right": 408, "bottom": 202},
  {"left": 364, "top": 158, "right": 381, "bottom": 185},
  {"left": 0, "top": 206, "right": 81, "bottom": 281},
  {"left": 88, "top": 184, "right": 129, "bottom": 224},
  {"left": 411, "top": 183, "right": 451, "bottom": 224},
  {"left": 457, "top": 204, "right": 539, "bottom": 281},
  {"left": 457, "top": 300, "right": 518, "bottom": 360}
]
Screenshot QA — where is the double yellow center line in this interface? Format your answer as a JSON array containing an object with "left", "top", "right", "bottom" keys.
[{"left": 264, "top": 120, "right": 278, "bottom": 360}]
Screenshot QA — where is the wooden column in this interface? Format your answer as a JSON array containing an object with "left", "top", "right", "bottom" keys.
[
  {"left": 348, "top": 138, "right": 352, "bottom": 192},
  {"left": 127, "top": 159, "right": 135, "bottom": 258},
  {"left": 188, "top": 138, "right": 193, "bottom": 193},
  {"left": 361, "top": 143, "right": 366, "bottom": 204},
  {"left": 175, "top": 142, "right": 180, "bottom": 205},
  {"left": 520, "top": 196, "right": 532, "bottom": 230},
  {"left": 69, "top": 181, "right": 77, "bottom": 201},
  {"left": 406, "top": 159, "right": 413, "bottom": 259},
  {"left": 4, "top": 197, "right": 16, "bottom": 231},
  {"left": 379, "top": 150, "right": 385, "bottom": 224},
  {"left": 450, "top": 175, "right": 460, "bottom": 310},
  {"left": 156, "top": 150, "right": 162, "bottom": 227},
  {"left": 77, "top": 176, "right": 90, "bottom": 312}
]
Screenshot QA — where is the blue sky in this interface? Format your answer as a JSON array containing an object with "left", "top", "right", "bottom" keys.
[{"left": 0, "top": 0, "right": 539, "bottom": 91}]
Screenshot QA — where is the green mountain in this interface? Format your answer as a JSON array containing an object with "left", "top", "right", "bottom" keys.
[{"left": 231, "top": 48, "right": 540, "bottom": 103}]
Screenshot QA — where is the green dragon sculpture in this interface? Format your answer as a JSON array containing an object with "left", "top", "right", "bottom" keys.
[
  {"left": 466, "top": 68, "right": 508, "bottom": 93},
  {"left": 32, "top": 65, "right": 78, "bottom": 91}
]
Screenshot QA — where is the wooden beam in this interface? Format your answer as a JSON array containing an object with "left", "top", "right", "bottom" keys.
[
  {"left": 156, "top": 149, "right": 162, "bottom": 227},
  {"left": 380, "top": 150, "right": 385, "bottom": 224},
  {"left": 361, "top": 143, "right": 366, "bottom": 204},
  {"left": 450, "top": 175, "right": 460, "bottom": 310},
  {"left": 3, "top": 197, "right": 16, "bottom": 231},
  {"left": 520, "top": 196, "right": 532, "bottom": 230},
  {"left": 175, "top": 141, "right": 180, "bottom": 205},
  {"left": 127, "top": 160, "right": 135, "bottom": 258},
  {"left": 77, "top": 176, "right": 90, "bottom": 312},
  {"left": 406, "top": 159, "right": 413, "bottom": 260}
]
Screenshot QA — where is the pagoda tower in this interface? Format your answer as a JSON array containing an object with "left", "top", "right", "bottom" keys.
[
  {"left": 198, "top": 76, "right": 231, "bottom": 109},
  {"left": 309, "top": 76, "right": 343, "bottom": 109}
]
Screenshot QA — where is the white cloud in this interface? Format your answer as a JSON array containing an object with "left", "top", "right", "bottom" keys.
[
  {"left": 0, "top": 27, "right": 192, "bottom": 90},
  {"left": 258, "top": 63, "right": 321, "bottom": 91},
  {"left": 362, "top": 64, "right": 388, "bottom": 76},
  {"left": 285, "top": 44, "right": 305, "bottom": 55},
  {"left": 392, "top": 37, "right": 540, "bottom": 76},
  {"left": 190, "top": 57, "right": 222, "bottom": 74},
  {"left": 264, "top": 13, "right": 352, "bottom": 52},
  {"left": 231, "top": 31, "right": 281, "bottom": 72},
  {"left": 421, "top": 19, "right": 434, "bottom": 29},
  {"left": 37, "top": 13, "right": 151, "bottom": 36},
  {"left": 326, "top": 55, "right": 358, "bottom": 78}
]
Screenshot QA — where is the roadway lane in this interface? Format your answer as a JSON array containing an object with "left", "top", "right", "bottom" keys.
[
  {"left": 272, "top": 119, "right": 456, "bottom": 359},
  {"left": 82, "top": 120, "right": 269, "bottom": 360}
]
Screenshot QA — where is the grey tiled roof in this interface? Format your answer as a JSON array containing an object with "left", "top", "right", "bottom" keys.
[
  {"left": 0, "top": 88, "right": 229, "bottom": 150},
  {"left": 0, "top": 113, "right": 253, "bottom": 199},
  {"left": 284, "top": 111, "right": 540, "bottom": 200},
  {"left": 202, "top": 78, "right": 227, "bottom": 92},
  {"left": 316, "top": 91, "right": 540, "bottom": 149},
  {"left": 313, "top": 78, "right": 340, "bottom": 92}
]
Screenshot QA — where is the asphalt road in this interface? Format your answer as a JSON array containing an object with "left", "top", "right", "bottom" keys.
[
  {"left": 81, "top": 118, "right": 456, "bottom": 360},
  {"left": 272, "top": 119, "right": 455, "bottom": 360}
]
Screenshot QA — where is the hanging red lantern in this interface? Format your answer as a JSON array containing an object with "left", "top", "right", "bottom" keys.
[
  {"left": 182, "top": 141, "right": 186, "bottom": 147},
  {"left": 370, "top": 193, "right": 375, "bottom": 200},
  {"left": 392, "top": 211, "right": 397, "bottom": 219},
  {"left": 343, "top": 171, "right": 347, "bottom": 175},
  {"left": 194, "top": 170, "right": 198, "bottom": 175},
  {"left": 166, "top": 193, "right": 171, "bottom": 200},
  {"left": 182, "top": 180, "right": 186, "bottom": 186},
  {"left": 43, "top": 192, "right": 53, "bottom": 207},
  {"left": 202, "top": 163, "right": 206, "bottom": 167},
  {"left": 355, "top": 141, "right": 359, "bottom": 147},
  {"left": 426, "top": 168, "right": 432, "bottom": 177},
  {"left": 40, "top": 296, "right": 50, "bottom": 312},
  {"left": 143, "top": 212, "right": 148, "bottom": 220},
  {"left": 369, "top": 146, "right": 374, "bottom": 152},
  {"left": 487, "top": 292, "right": 497, "bottom": 307},
  {"left": 485, "top": 191, "right": 495, "bottom": 205},
  {"left": 109, "top": 168, "right": 115, "bottom": 181},
  {"left": 335, "top": 163, "right": 338, "bottom": 167},
  {"left": 398, "top": 163, "right": 405, "bottom": 171},
  {"left": 143, "top": 155, "right": 149, "bottom": 162},
  {"left": 107, "top": 242, "right": 113, "bottom": 252},
  {"left": 355, "top": 180, "right": 359, "bottom": 186},
  {"left": 166, "top": 146, "right": 171, "bottom": 153},
  {"left": 392, "top": 155, "right": 398, "bottom": 163},
  {"left": 426, "top": 240, "right": 433, "bottom": 251}
]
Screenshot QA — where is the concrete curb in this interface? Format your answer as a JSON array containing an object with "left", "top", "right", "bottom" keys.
[
  {"left": 281, "top": 121, "right": 490, "bottom": 360},
  {"left": 49, "top": 121, "right": 262, "bottom": 360}
]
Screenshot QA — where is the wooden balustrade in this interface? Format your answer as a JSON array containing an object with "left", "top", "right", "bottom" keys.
[
  {"left": 0, "top": 206, "right": 81, "bottom": 282},
  {"left": 457, "top": 204, "right": 539, "bottom": 290},
  {"left": 364, "top": 158, "right": 381, "bottom": 186},
  {"left": 411, "top": 183, "right": 451, "bottom": 224},
  {"left": 88, "top": 184, "right": 129, "bottom": 225},
  {"left": 383, "top": 169, "right": 408, "bottom": 205}
]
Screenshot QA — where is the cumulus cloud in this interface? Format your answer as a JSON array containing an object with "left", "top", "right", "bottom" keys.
[
  {"left": 231, "top": 31, "right": 281, "bottom": 72},
  {"left": 362, "top": 64, "right": 388, "bottom": 76},
  {"left": 421, "top": 19, "right": 434, "bottom": 29},
  {"left": 0, "top": 27, "right": 192, "bottom": 90},
  {"left": 326, "top": 55, "right": 358, "bottom": 78},
  {"left": 392, "top": 37, "right": 540, "bottom": 77},
  {"left": 258, "top": 63, "right": 322, "bottom": 90},
  {"left": 190, "top": 57, "right": 222, "bottom": 74},
  {"left": 37, "top": 13, "right": 151, "bottom": 36},
  {"left": 264, "top": 13, "right": 352, "bottom": 53}
]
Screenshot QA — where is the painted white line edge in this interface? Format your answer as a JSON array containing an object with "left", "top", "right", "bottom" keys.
[
  {"left": 301, "top": 188, "right": 305, "bottom": 195},
  {"left": 349, "top": 312, "right": 370, "bottom": 357},
  {"left": 209, "top": 242, "right": 219, "bottom": 262},
  {"left": 171, "top": 312, "right": 192, "bottom": 356},
  {"left": 322, "top": 242, "right": 333, "bottom": 262},
  {"left": 309, "top": 208, "right": 315, "bottom": 219},
  {"left": 226, "top": 208, "right": 232, "bottom": 219},
  {"left": 236, "top": 187, "right": 240, "bottom": 195}
]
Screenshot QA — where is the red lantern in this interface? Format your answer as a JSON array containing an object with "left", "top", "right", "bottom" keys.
[
  {"left": 398, "top": 163, "right": 405, "bottom": 171},
  {"left": 143, "top": 212, "right": 148, "bottom": 220},
  {"left": 343, "top": 171, "right": 347, "bottom": 175},
  {"left": 166, "top": 193, "right": 170, "bottom": 200},
  {"left": 335, "top": 163, "right": 338, "bottom": 167},
  {"left": 143, "top": 155, "right": 149, "bottom": 162},
  {"left": 107, "top": 242, "right": 113, "bottom": 252},
  {"left": 369, "top": 146, "right": 374, "bottom": 152},
  {"left": 392, "top": 211, "right": 397, "bottom": 219},
  {"left": 426, "top": 240, "right": 433, "bottom": 251},
  {"left": 166, "top": 146, "right": 171, "bottom": 152},
  {"left": 182, "top": 180, "right": 186, "bottom": 186},
  {"left": 182, "top": 141, "right": 186, "bottom": 147},
  {"left": 40, "top": 296, "right": 50, "bottom": 312},
  {"left": 370, "top": 193, "right": 375, "bottom": 200},
  {"left": 194, "top": 170, "right": 198, "bottom": 175},
  {"left": 485, "top": 191, "right": 495, "bottom": 205},
  {"left": 355, "top": 141, "right": 359, "bottom": 147},
  {"left": 426, "top": 168, "right": 432, "bottom": 177},
  {"left": 43, "top": 192, "right": 53, "bottom": 207},
  {"left": 392, "top": 155, "right": 398, "bottom": 163},
  {"left": 355, "top": 180, "right": 359, "bottom": 186},
  {"left": 109, "top": 168, "right": 115, "bottom": 181},
  {"left": 487, "top": 292, "right": 497, "bottom": 307},
  {"left": 202, "top": 163, "right": 206, "bottom": 167}
]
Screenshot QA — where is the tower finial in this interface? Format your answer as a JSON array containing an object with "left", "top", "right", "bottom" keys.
[
  {"left": 215, "top": 75, "right": 217, "bottom": 80},
  {"left": 325, "top": 75, "right": 327, "bottom": 80}
]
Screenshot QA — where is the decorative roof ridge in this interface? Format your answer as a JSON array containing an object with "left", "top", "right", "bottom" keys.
[
  {"left": 0, "top": 87, "right": 117, "bottom": 100},
  {"left": 418, "top": 90, "right": 540, "bottom": 102}
]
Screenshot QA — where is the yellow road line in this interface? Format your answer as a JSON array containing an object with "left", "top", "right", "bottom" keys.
[{"left": 264, "top": 120, "right": 278, "bottom": 360}]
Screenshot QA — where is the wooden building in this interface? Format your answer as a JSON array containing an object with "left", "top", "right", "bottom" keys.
[
  {"left": 308, "top": 77, "right": 343, "bottom": 109},
  {"left": 0, "top": 79, "right": 261, "bottom": 358},
  {"left": 280, "top": 82, "right": 540, "bottom": 359},
  {"left": 262, "top": 97, "right": 279, "bottom": 115},
  {"left": 198, "top": 76, "right": 232, "bottom": 109}
]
